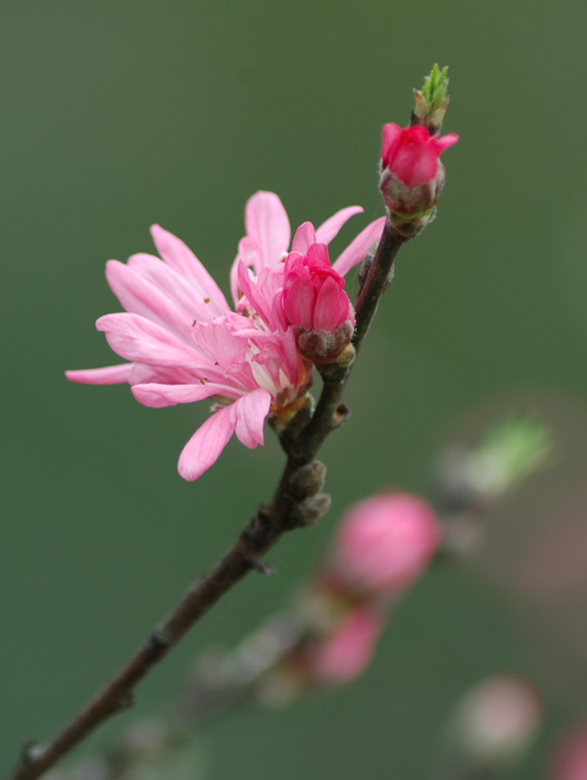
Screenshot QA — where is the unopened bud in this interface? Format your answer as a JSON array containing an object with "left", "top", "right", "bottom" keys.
[
  {"left": 330, "top": 492, "right": 442, "bottom": 597},
  {"left": 288, "top": 460, "right": 327, "bottom": 501},
  {"left": 280, "top": 242, "right": 355, "bottom": 361},
  {"left": 291, "top": 493, "right": 332, "bottom": 528},
  {"left": 449, "top": 675, "right": 542, "bottom": 766},
  {"left": 550, "top": 722, "right": 587, "bottom": 780},
  {"left": 305, "top": 605, "right": 383, "bottom": 684},
  {"left": 379, "top": 123, "right": 458, "bottom": 238}
]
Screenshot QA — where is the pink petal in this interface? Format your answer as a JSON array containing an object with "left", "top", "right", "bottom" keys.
[
  {"left": 150, "top": 225, "right": 230, "bottom": 316},
  {"left": 435, "top": 132, "right": 459, "bottom": 153},
  {"left": 381, "top": 123, "right": 402, "bottom": 166},
  {"left": 315, "top": 206, "right": 363, "bottom": 245},
  {"left": 291, "top": 222, "right": 317, "bottom": 254},
  {"left": 313, "top": 276, "right": 351, "bottom": 331},
  {"left": 65, "top": 364, "right": 134, "bottom": 385},
  {"left": 244, "top": 191, "right": 291, "bottom": 268},
  {"left": 177, "top": 404, "right": 236, "bottom": 481},
  {"left": 283, "top": 277, "right": 317, "bottom": 329},
  {"left": 404, "top": 144, "right": 438, "bottom": 188},
  {"left": 96, "top": 313, "right": 202, "bottom": 367},
  {"left": 127, "top": 253, "right": 222, "bottom": 325},
  {"left": 232, "top": 389, "right": 272, "bottom": 448},
  {"left": 106, "top": 260, "right": 194, "bottom": 341},
  {"left": 131, "top": 382, "right": 236, "bottom": 409},
  {"left": 237, "top": 260, "right": 275, "bottom": 327},
  {"left": 332, "top": 216, "right": 386, "bottom": 277}
]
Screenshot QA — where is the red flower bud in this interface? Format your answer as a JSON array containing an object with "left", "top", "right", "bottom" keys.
[
  {"left": 379, "top": 123, "right": 458, "bottom": 237},
  {"left": 281, "top": 243, "right": 355, "bottom": 363}
]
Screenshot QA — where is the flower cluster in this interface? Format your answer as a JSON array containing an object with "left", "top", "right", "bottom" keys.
[{"left": 67, "top": 192, "right": 385, "bottom": 480}]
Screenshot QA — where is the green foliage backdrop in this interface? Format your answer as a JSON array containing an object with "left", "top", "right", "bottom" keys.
[{"left": 2, "top": 1, "right": 587, "bottom": 778}]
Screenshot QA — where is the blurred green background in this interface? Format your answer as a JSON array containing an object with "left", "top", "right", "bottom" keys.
[{"left": 3, "top": 1, "right": 587, "bottom": 778}]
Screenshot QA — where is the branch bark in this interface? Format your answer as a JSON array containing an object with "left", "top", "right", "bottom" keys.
[{"left": 9, "top": 218, "right": 404, "bottom": 780}]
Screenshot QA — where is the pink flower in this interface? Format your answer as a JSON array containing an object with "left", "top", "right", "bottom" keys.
[
  {"left": 279, "top": 243, "right": 355, "bottom": 362},
  {"left": 281, "top": 243, "right": 353, "bottom": 332},
  {"left": 306, "top": 605, "right": 382, "bottom": 684},
  {"left": 67, "top": 192, "right": 385, "bottom": 481},
  {"left": 379, "top": 123, "right": 458, "bottom": 234},
  {"left": 551, "top": 724, "right": 587, "bottom": 780},
  {"left": 329, "top": 492, "right": 442, "bottom": 597},
  {"left": 381, "top": 123, "right": 459, "bottom": 189}
]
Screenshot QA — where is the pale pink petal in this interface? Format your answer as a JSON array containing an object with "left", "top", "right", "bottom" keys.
[
  {"left": 65, "top": 364, "right": 134, "bottom": 385},
  {"left": 315, "top": 206, "right": 363, "bottom": 245},
  {"left": 106, "top": 260, "right": 194, "bottom": 340},
  {"left": 244, "top": 192, "right": 291, "bottom": 268},
  {"left": 131, "top": 382, "right": 237, "bottom": 409},
  {"left": 332, "top": 216, "right": 386, "bottom": 277},
  {"left": 435, "top": 132, "right": 459, "bottom": 153},
  {"left": 150, "top": 225, "right": 230, "bottom": 316},
  {"left": 291, "top": 222, "right": 316, "bottom": 255},
  {"left": 177, "top": 404, "right": 236, "bottom": 481},
  {"left": 237, "top": 261, "right": 275, "bottom": 327},
  {"left": 96, "top": 313, "right": 202, "bottom": 367},
  {"left": 232, "top": 388, "right": 272, "bottom": 448},
  {"left": 127, "top": 253, "right": 222, "bottom": 325}
]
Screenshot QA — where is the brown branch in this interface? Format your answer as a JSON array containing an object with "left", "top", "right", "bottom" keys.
[{"left": 9, "top": 217, "right": 404, "bottom": 780}]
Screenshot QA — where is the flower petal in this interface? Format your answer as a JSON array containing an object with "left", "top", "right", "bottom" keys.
[
  {"left": 291, "top": 222, "right": 317, "bottom": 254},
  {"left": 245, "top": 191, "right": 291, "bottom": 268},
  {"left": 150, "top": 224, "right": 230, "bottom": 316},
  {"left": 106, "top": 260, "right": 194, "bottom": 340},
  {"left": 233, "top": 388, "right": 272, "bottom": 448},
  {"left": 65, "top": 364, "right": 134, "bottom": 384},
  {"left": 435, "top": 132, "right": 460, "bottom": 153},
  {"left": 381, "top": 123, "right": 402, "bottom": 167},
  {"left": 131, "top": 381, "right": 237, "bottom": 408},
  {"left": 332, "top": 216, "right": 386, "bottom": 277},
  {"left": 177, "top": 404, "right": 236, "bottom": 481},
  {"left": 315, "top": 206, "right": 363, "bottom": 245},
  {"left": 127, "top": 253, "right": 222, "bottom": 325},
  {"left": 96, "top": 313, "right": 203, "bottom": 367}
]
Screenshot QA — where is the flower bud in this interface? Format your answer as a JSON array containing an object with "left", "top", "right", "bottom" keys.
[
  {"left": 305, "top": 605, "right": 382, "bottom": 684},
  {"left": 330, "top": 492, "right": 442, "bottom": 597},
  {"left": 281, "top": 243, "right": 355, "bottom": 363},
  {"left": 379, "top": 123, "right": 458, "bottom": 237},
  {"left": 448, "top": 675, "right": 542, "bottom": 766},
  {"left": 551, "top": 724, "right": 587, "bottom": 780}
]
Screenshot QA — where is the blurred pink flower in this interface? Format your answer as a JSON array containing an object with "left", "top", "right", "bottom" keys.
[
  {"left": 330, "top": 492, "right": 442, "bottom": 597},
  {"left": 67, "top": 192, "right": 384, "bottom": 481},
  {"left": 551, "top": 723, "right": 587, "bottom": 780},
  {"left": 307, "top": 605, "right": 383, "bottom": 684},
  {"left": 381, "top": 123, "right": 459, "bottom": 189}
]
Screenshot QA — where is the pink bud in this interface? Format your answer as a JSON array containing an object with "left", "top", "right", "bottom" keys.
[
  {"left": 281, "top": 243, "right": 355, "bottom": 362},
  {"left": 551, "top": 723, "right": 587, "bottom": 780},
  {"left": 331, "top": 492, "right": 442, "bottom": 597},
  {"left": 379, "top": 123, "right": 458, "bottom": 236},
  {"left": 307, "top": 605, "right": 383, "bottom": 684}
]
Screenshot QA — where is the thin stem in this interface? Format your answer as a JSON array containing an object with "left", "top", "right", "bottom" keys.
[{"left": 9, "top": 217, "right": 403, "bottom": 780}]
